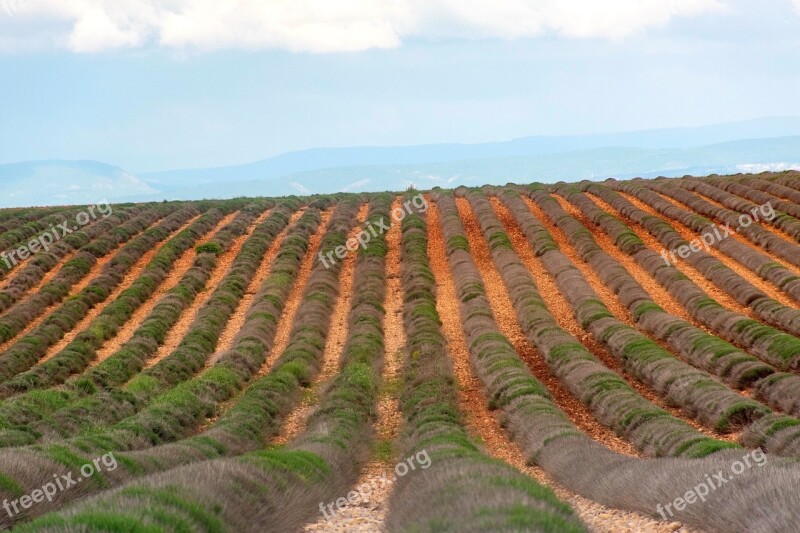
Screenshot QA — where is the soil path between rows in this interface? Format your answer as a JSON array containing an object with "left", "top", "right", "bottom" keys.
[
  {"left": 428, "top": 198, "right": 696, "bottom": 533},
  {"left": 273, "top": 204, "right": 370, "bottom": 446},
  {"left": 305, "top": 199, "right": 406, "bottom": 532},
  {"left": 92, "top": 211, "right": 242, "bottom": 366},
  {"left": 143, "top": 209, "right": 274, "bottom": 369}
]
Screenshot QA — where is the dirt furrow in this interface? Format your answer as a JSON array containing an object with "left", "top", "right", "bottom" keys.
[
  {"left": 532, "top": 195, "right": 699, "bottom": 328},
  {"left": 305, "top": 199, "right": 406, "bottom": 533},
  {"left": 652, "top": 189, "right": 800, "bottom": 276},
  {"left": 582, "top": 194, "right": 755, "bottom": 319},
  {"left": 690, "top": 186, "right": 800, "bottom": 247},
  {"left": 211, "top": 209, "right": 307, "bottom": 359},
  {"left": 493, "top": 196, "right": 727, "bottom": 439},
  {"left": 427, "top": 199, "right": 692, "bottom": 533},
  {"left": 143, "top": 209, "right": 274, "bottom": 369},
  {"left": 36, "top": 215, "right": 203, "bottom": 364},
  {"left": 0, "top": 232, "right": 132, "bottom": 354},
  {"left": 192, "top": 207, "right": 333, "bottom": 434},
  {"left": 0, "top": 216, "right": 109, "bottom": 291},
  {"left": 272, "top": 204, "right": 369, "bottom": 446},
  {"left": 613, "top": 191, "right": 796, "bottom": 307},
  {"left": 92, "top": 211, "right": 241, "bottom": 365},
  {"left": 4, "top": 247, "right": 82, "bottom": 298},
  {"left": 257, "top": 208, "right": 335, "bottom": 376},
  {"left": 457, "top": 196, "right": 666, "bottom": 451},
  {"left": 0, "top": 216, "right": 106, "bottom": 292},
  {"left": 0, "top": 253, "right": 38, "bottom": 291}
]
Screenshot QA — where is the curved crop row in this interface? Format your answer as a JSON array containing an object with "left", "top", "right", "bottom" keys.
[
  {"left": 512, "top": 187, "right": 800, "bottom": 424},
  {"left": 765, "top": 172, "right": 800, "bottom": 196},
  {"left": 0, "top": 206, "right": 159, "bottom": 316},
  {"left": 16, "top": 196, "right": 388, "bottom": 532},
  {"left": 578, "top": 183, "right": 800, "bottom": 417},
  {"left": 0, "top": 203, "right": 276, "bottom": 445},
  {"left": 505, "top": 186, "right": 800, "bottom": 457},
  {"left": 605, "top": 179, "right": 800, "bottom": 303},
  {"left": 0, "top": 206, "right": 70, "bottom": 238},
  {"left": 557, "top": 186, "right": 800, "bottom": 372},
  {"left": 482, "top": 187, "right": 769, "bottom": 434},
  {"left": 447, "top": 188, "right": 734, "bottom": 456},
  {"left": 643, "top": 179, "right": 800, "bottom": 269},
  {"left": 0, "top": 208, "right": 233, "bottom": 396},
  {"left": 580, "top": 182, "right": 800, "bottom": 357},
  {"left": 513, "top": 187, "right": 771, "bottom": 388},
  {"left": 697, "top": 177, "right": 800, "bottom": 237},
  {"left": 0, "top": 206, "right": 96, "bottom": 274},
  {"left": 432, "top": 189, "right": 800, "bottom": 533},
  {"left": 0, "top": 206, "right": 273, "bottom": 447},
  {"left": 0, "top": 178, "right": 798, "bottom": 531},
  {"left": 0, "top": 200, "right": 327, "bottom": 526},
  {"left": 728, "top": 176, "right": 800, "bottom": 218},
  {"left": 0, "top": 204, "right": 175, "bottom": 338},
  {"left": 743, "top": 175, "right": 800, "bottom": 204},
  {"left": 28, "top": 201, "right": 301, "bottom": 447},
  {"left": 386, "top": 195, "right": 585, "bottom": 532},
  {"left": 0, "top": 206, "right": 142, "bottom": 297},
  {"left": 0, "top": 198, "right": 356, "bottom": 527},
  {"left": 551, "top": 185, "right": 800, "bottom": 454},
  {"left": 0, "top": 206, "right": 201, "bottom": 382}
]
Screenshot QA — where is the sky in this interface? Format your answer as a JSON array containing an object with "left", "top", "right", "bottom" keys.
[{"left": 0, "top": 0, "right": 799, "bottom": 173}]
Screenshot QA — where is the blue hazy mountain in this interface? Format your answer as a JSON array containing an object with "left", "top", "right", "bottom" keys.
[
  {"left": 140, "top": 117, "right": 800, "bottom": 186},
  {"left": 0, "top": 160, "right": 155, "bottom": 207},
  {"left": 1, "top": 118, "right": 799, "bottom": 207},
  {"left": 131, "top": 134, "right": 800, "bottom": 201}
]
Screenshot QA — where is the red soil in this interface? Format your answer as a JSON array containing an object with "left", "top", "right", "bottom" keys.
[
  {"left": 616, "top": 191, "right": 797, "bottom": 307},
  {"left": 650, "top": 190, "right": 800, "bottom": 277},
  {"left": 427, "top": 198, "right": 689, "bottom": 533},
  {"left": 583, "top": 194, "right": 757, "bottom": 319},
  {"left": 144, "top": 209, "right": 274, "bottom": 369},
  {"left": 257, "top": 208, "right": 334, "bottom": 375},
  {"left": 211, "top": 208, "right": 308, "bottom": 359},
  {"left": 492, "top": 196, "right": 725, "bottom": 439},
  {"left": 91, "top": 212, "right": 242, "bottom": 367},
  {"left": 0, "top": 217, "right": 179, "bottom": 354},
  {"left": 272, "top": 204, "right": 369, "bottom": 445},
  {"left": 37, "top": 215, "right": 204, "bottom": 364}
]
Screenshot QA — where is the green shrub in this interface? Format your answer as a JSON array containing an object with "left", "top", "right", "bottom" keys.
[{"left": 196, "top": 242, "right": 224, "bottom": 256}]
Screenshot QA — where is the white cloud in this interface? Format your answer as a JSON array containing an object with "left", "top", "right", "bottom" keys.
[
  {"left": 794, "top": 0, "right": 800, "bottom": 14},
  {"left": 1, "top": 0, "right": 724, "bottom": 54},
  {"left": 737, "top": 163, "right": 800, "bottom": 174},
  {"left": 67, "top": 6, "right": 150, "bottom": 52}
]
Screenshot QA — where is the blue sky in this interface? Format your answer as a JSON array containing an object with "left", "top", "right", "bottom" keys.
[{"left": 1, "top": 0, "right": 799, "bottom": 173}]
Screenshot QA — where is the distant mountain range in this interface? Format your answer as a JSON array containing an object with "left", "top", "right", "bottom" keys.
[
  {"left": 2, "top": 117, "right": 800, "bottom": 207},
  {"left": 0, "top": 161, "right": 156, "bottom": 207}
]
